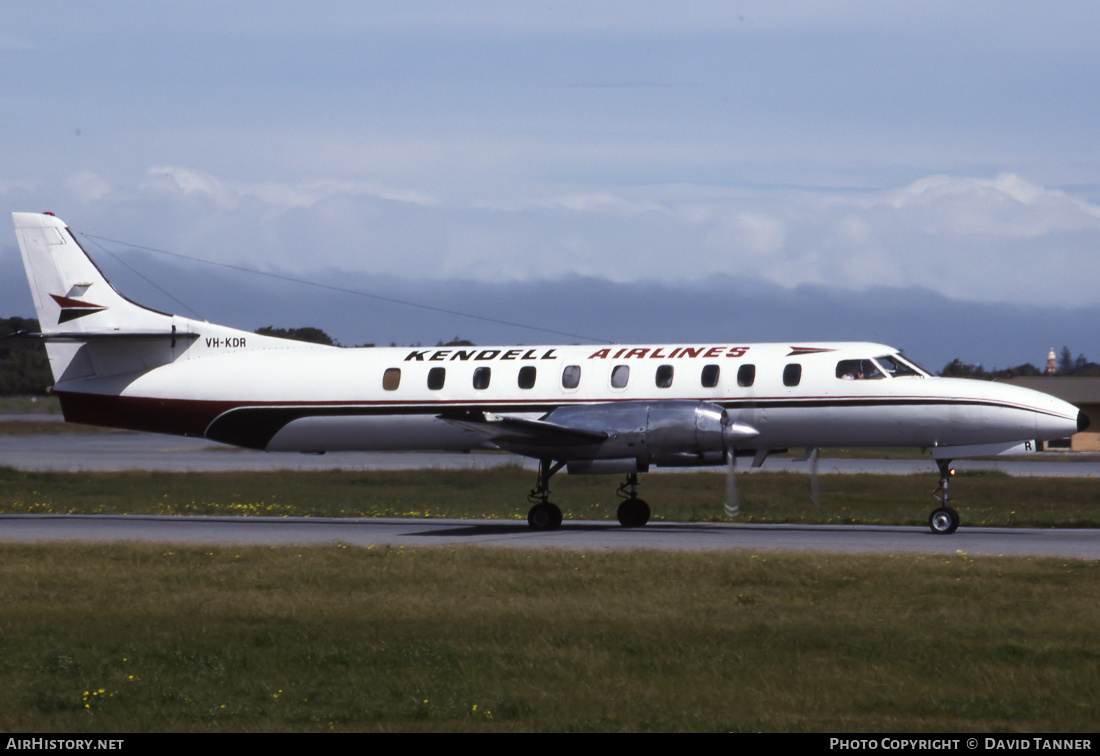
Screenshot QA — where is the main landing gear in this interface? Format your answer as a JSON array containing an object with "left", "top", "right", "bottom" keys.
[
  {"left": 526, "top": 460, "right": 651, "bottom": 530},
  {"left": 527, "top": 459, "right": 565, "bottom": 530},
  {"left": 928, "top": 458, "right": 960, "bottom": 535},
  {"left": 615, "top": 472, "right": 650, "bottom": 528}
]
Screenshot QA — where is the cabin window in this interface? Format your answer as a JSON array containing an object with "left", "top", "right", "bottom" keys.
[
  {"left": 611, "top": 364, "right": 630, "bottom": 389},
  {"left": 701, "top": 364, "right": 720, "bottom": 388},
  {"left": 737, "top": 364, "right": 755, "bottom": 388},
  {"left": 383, "top": 368, "right": 401, "bottom": 391},
  {"left": 562, "top": 365, "right": 581, "bottom": 389},
  {"left": 836, "top": 359, "right": 883, "bottom": 380},
  {"left": 783, "top": 364, "right": 802, "bottom": 387},
  {"left": 428, "top": 367, "right": 446, "bottom": 390},
  {"left": 518, "top": 365, "right": 537, "bottom": 389},
  {"left": 473, "top": 367, "right": 491, "bottom": 390},
  {"left": 655, "top": 364, "right": 674, "bottom": 389}
]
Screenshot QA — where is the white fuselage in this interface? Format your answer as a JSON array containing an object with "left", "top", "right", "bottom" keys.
[{"left": 53, "top": 336, "right": 1083, "bottom": 463}]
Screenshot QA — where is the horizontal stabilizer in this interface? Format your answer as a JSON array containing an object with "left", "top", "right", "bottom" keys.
[{"left": 2, "top": 330, "right": 199, "bottom": 343}]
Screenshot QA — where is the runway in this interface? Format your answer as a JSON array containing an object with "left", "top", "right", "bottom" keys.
[
  {"left": 3, "top": 513, "right": 1098, "bottom": 559},
  {"left": 3, "top": 431, "right": 1100, "bottom": 476},
  {"left": 2, "top": 429, "right": 1097, "bottom": 559}
]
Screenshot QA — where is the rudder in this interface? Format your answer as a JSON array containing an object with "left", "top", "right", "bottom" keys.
[{"left": 11, "top": 212, "right": 174, "bottom": 336}]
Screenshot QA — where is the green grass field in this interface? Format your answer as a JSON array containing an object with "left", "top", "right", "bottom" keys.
[
  {"left": 0, "top": 543, "right": 1096, "bottom": 732},
  {"left": 1, "top": 467, "right": 1097, "bottom": 732},
  {"left": 1, "top": 465, "right": 1098, "bottom": 529}
]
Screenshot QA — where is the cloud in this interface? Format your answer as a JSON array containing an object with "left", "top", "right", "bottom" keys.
[
  {"left": 63, "top": 173, "right": 113, "bottom": 203},
  {"left": 7, "top": 167, "right": 1100, "bottom": 309}
]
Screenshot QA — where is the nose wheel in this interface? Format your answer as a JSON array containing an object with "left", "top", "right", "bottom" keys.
[{"left": 929, "top": 506, "right": 959, "bottom": 535}]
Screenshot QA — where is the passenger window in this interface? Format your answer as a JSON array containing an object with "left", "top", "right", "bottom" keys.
[
  {"left": 383, "top": 368, "right": 401, "bottom": 391},
  {"left": 428, "top": 367, "right": 446, "bottom": 390},
  {"left": 562, "top": 365, "right": 581, "bottom": 389},
  {"left": 737, "top": 364, "right": 755, "bottom": 388},
  {"left": 611, "top": 365, "right": 630, "bottom": 389},
  {"left": 701, "top": 364, "right": 720, "bottom": 388},
  {"left": 783, "top": 364, "right": 801, "bottom": 387},
  {"left": 518, "top": 365, "right": 537, "bottom": 389},
  {"left": 473, "top": 366, "right": 491, "bottom": 390},
  {"left": 655, "top": 364, "right": 674, "bottom": 389}
]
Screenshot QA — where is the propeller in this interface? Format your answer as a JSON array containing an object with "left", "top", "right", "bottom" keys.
[
  {"left": 807, "top": 447, "right": 820, "bottom": 508},
  {"left": 723, "top": 448, "right": 739, "bottom": 518},
  {"left": 720, "top": 411, "right": 759, "bottom": 519}
]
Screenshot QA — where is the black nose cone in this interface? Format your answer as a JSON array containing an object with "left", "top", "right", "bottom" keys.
[{"left": 1079, "top": 410, "right": 1091, "bottom": 433}]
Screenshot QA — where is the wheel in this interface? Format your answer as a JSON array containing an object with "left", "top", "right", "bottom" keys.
[
  {"left": 616, "top": 498, "right": 651, "bottom": 527},
  {"left": 528, "top": 502, "right": 563, "bottom": 530},
  {"left": 928, "top": 506, "right": 959, "bottom": 535}
]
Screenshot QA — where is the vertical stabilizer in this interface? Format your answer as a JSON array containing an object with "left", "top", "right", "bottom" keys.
[
  {"left": 11, "top": 212, "right": 318, "bottom": 387},
  {"left": 12, "top": 212, "right": 174, "bottom": 335},
  {"left": 11, "top": 212, "right": 191, "bottom": 384}
]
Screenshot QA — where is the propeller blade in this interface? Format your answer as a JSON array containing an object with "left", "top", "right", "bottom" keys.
[
  {"left": 723, "top": 448, "right": 739, "bottom": 518},
  {"left": 808, "top": 447, "right": 820, "bottom": 509}
]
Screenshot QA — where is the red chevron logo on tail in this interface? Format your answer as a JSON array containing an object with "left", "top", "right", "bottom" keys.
[{"left": 50, "top": 294, "right": 106, "bottom": 323}]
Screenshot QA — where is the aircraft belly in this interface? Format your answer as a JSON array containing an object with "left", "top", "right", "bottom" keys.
[
  {"left": 265, "top": 414, "right": 488, "bottom": 453},
  {"left": 755, "top": 403, "right": 945, "bottom": 448}
]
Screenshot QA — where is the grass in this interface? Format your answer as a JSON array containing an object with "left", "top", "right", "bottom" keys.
[
  {"left": 0, "top": 395, "right": 61, "bottom": 414},
  {"left": 0, "top": 465, "right": 1098, "bottom": 528},
  {"left": 0, "top": 543, "right": 1096, "bottom": 732}
]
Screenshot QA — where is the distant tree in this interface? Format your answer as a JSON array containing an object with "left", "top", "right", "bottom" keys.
[
  {"left": 255, "top": 326, "right": 338, "bottom": 346},
  {"left": 987, "top": 363, "right": 1042, "bottom": 379},
  {"left": 0, "top": 317, "right": 52, "bottom": 394},
  {"left": 438, "top": 336, "right": 475, "bottom": 347},
  {"left": 941, "top": 358, "right": 985, "bottom": 378},
  {"left": 1059, "top": 346, "right": 1074, "bottom": 374}
]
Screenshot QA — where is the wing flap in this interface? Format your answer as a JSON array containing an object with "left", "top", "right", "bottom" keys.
[{"left": 440, "top": 410, "right": 608, "bottom": 451}]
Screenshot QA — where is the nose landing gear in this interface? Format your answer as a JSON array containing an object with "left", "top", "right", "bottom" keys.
[{"left": 929, "top": 459, "right": 960, "bottom": 535}]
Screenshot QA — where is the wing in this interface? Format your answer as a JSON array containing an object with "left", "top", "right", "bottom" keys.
[
  {"left": 440, "top": 410, "right": 609, "bottom": 456},
  {"left": 440, "top": 400, "right": 758, "bottom": 464}
]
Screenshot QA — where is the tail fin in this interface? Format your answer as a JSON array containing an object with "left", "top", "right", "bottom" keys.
[
  {"left": 11, "top": 212, "right": 194, "bottom": 384},
  {"left": 12, "top": 212, "right": 175, "bottom": 336}
]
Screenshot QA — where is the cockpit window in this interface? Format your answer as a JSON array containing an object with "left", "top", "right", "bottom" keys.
[
  {"left": 836, "top": 359, "right": 884, "bottom": 380},
  {"left": 874, "top": 354, "right": 925, "bottom": 377}
]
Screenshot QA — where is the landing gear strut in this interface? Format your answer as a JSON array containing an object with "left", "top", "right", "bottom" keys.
[
  {"left": 615, "top": 472, "right": 650, "bottom": 527},
  {"left": 527, "top": 459, "right": 564, "bottom": 530},
  {"left": 929, "top": 458, "right": 960, "bottom": 535}
]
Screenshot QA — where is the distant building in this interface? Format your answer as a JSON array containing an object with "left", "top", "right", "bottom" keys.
[{"left": 1046, "top": 347, "right": 1057, "bottom": 375}]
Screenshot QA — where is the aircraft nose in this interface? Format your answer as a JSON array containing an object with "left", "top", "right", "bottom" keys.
[{"left": 1079, "top": 410, "right": 1091, "bottom": 433}]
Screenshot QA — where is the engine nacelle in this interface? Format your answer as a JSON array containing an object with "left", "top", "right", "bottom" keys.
[{"left": 543, "top": 400, "right": 758, "bottom": 464}]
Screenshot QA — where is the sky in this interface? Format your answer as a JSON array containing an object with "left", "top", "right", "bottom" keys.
[{"left": 3, "top": 1, "right": 1100, "bottom": 370}]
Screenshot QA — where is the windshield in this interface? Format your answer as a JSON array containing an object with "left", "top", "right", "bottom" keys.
[
  {"left": 836, "top": 354, "right": 929, "bottom": 380},
  {"left": 873, "top": 354, "right": 927, "bottom": 377}
]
